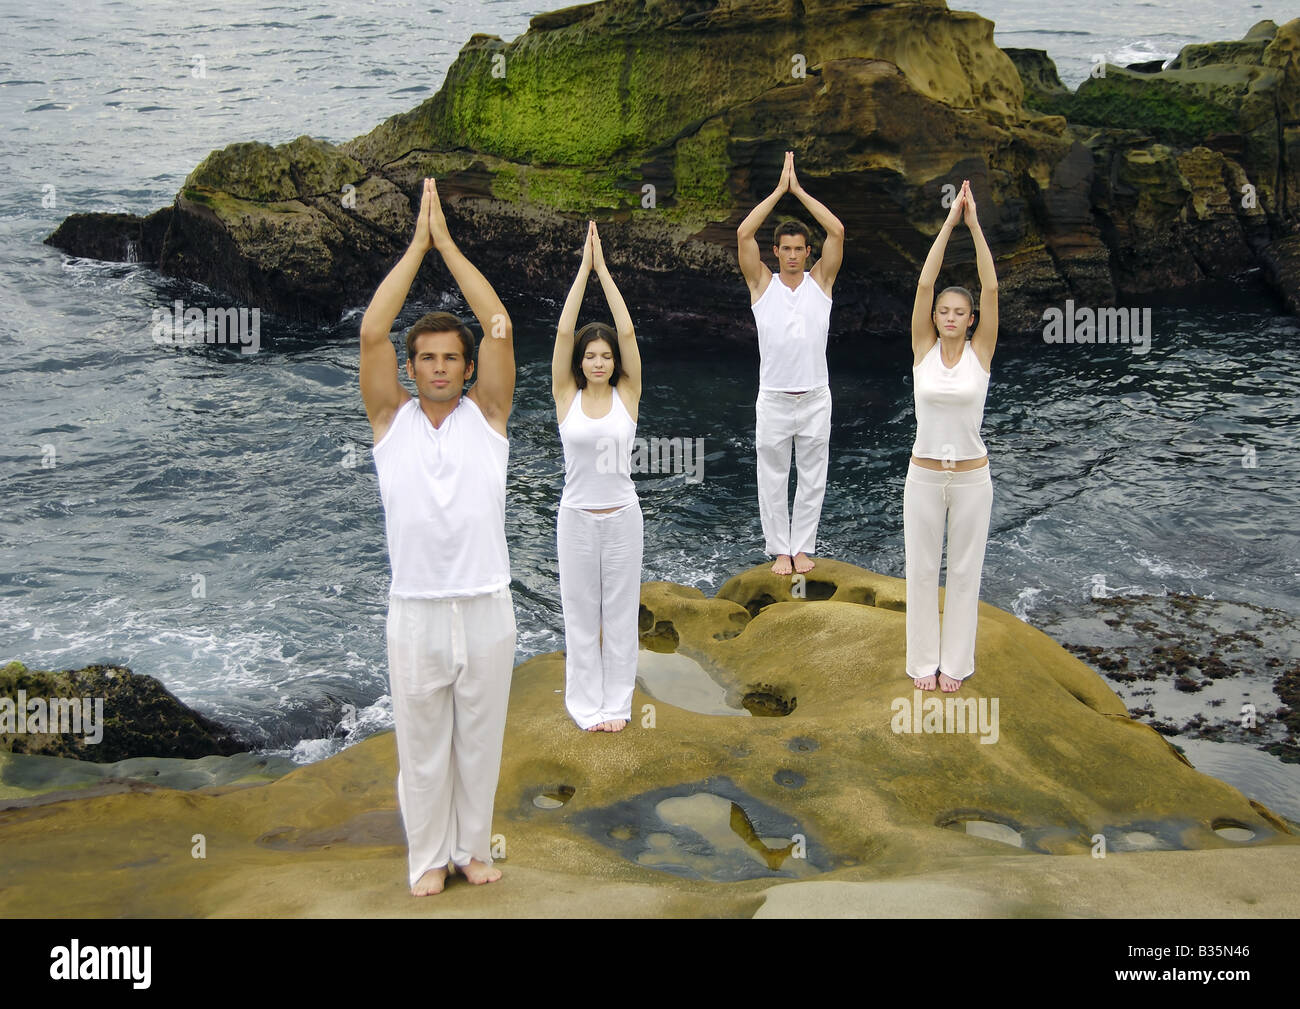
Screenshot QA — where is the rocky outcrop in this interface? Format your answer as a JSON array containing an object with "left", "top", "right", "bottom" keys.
[
  {"left": 1010, "top": 18, "right": 1300, "bottom": 312},
  {"left": 0, "top": 661, "right": 248, "bottom": 763},
  {"left": 45, "top": 3, "right": 1300, "bottom": 335},
  {"left": 1, "top": 560, "right": 1295, "bottom": 917}
]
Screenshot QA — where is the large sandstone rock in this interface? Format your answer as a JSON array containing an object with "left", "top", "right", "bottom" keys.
[
  {"left": 44, "top": 4, "right": 1300, "bottom": 336},
  {"left": 1, "top": 561, "right": 1294, "bottom": 917}
]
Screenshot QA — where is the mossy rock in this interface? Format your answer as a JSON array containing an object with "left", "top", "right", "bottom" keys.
[
  {"left": 186, "top": 135, "right": 367, "bottom": 203},
  {"left": 0, "top": 662, "right": 248, "bottom": 763}
]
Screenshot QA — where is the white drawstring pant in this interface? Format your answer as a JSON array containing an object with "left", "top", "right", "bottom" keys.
[
  {"left": 385, "top": 587, "right": 516, "bottom": 888},
  {"left": 904, "top": 462, "right": 993, "bottom": 681},
  {"left": 755, "top": 385, "right": 832, "bottom": 557},
  {"left": 557, "top": 501, "right": 644, "bottom": 730}
]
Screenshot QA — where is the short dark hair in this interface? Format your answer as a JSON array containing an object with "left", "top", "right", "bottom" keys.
[
  {"left": 772, "top": 219, "right": 811, "bottom": 248},
  {"left": 572, "top": 322, "right": 621, "bottom": 389},
  {"left": 405, "top": 311, "right": 475, "bottom": 364}
]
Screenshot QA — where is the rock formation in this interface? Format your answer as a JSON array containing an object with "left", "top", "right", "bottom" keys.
[
  {"left": 2, "top": 561, "right": 1295, "bottom": 917},
  {"left": 0, "top": 661, "right": 247, "bottom": 762},
  {"left": 44, "top": 4, "right": 1300, "bottom": 335}
]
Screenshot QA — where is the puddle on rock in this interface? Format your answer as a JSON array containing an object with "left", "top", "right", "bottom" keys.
[
  {"left": 638, "top": 793, "right": 813, "bottom": 876},
  {"left": 946, "top": 818, "right": 1023, "bottom": 848},
  {"left": 636, "top": 650, "right": 749, "bottom": 716},
  {"left": 573, "top": 777, "right": 830, "bottom": 881},
  {"left": 532, "top": 784, "right": 575, "bottom": 809}
]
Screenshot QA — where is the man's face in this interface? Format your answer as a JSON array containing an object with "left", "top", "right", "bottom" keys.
[
  {"left": 773, "top": 235, "right": 809, "bottom": 275},
  {"left": 407, "top": 330, "right": 472, "bottom": 403}
]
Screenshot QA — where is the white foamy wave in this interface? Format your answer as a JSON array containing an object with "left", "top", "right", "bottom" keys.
[
  {"left": 515, "top": 625, "right": 561, "bottom": 662},
  {"left": 1011, "top": 586, "right": 1042, "bottom": 621},
  {"left": 1110, "top": 41, "right": 1178, "bottom": 68},
  {"left": 0, "top": 595, "right": 384, "bottom": 742},
  {"left": 1084, "top": 573, "right": 1149, "bottom": 600},
  {"left": 279, "top": 693, "right": 395, "bottom": 765},
  {"left": 1133, "top": 551, "right": 1209, "bottom": 581},
  {"left": 644, "top": 545, "right": 733, "bottom": 593}
]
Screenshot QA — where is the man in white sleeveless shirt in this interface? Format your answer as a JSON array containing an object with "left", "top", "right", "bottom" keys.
[
  {"left": 359, "top": 178, "right": 517, "bottom": 897},
  {"left": 737, "top": 151, "right": 845, "bottom": 575}
]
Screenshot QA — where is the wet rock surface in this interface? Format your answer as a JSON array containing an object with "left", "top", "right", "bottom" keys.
[{"left": 1042, "top": 593, "right": 1300, "bottom": 763}]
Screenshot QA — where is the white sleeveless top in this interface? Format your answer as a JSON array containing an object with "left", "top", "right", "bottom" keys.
[
  {"left": 752, "top": 272, "right": 832, "bottom": 392},
  {"left": 372, "top": 396, "right": 510, "bottom": 597},
  {"left": 912, "top": 340, "right": 990, "bottom": 461},
  {"left": 558, "top": 388, "right": 638, "bottom": 510}
]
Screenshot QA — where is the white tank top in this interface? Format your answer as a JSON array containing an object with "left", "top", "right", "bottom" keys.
[
  {"left": 912, "top": 340, "right": 990, "bottom": 461},
  {"left": 372, "top": 396, "right": 510, "bottom": 597},
  {"left": 558, "top": 388, "right": 638, "bottom": 509},
  {"left": 752, "top": 272, "right": 831, "bottom": 392}
]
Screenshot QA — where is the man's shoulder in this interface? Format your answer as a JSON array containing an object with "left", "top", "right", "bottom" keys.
[
  {"left": 466, "top": 388, "right": 510, "bottom": 443},
  {"left": 371, "top": 396, "right": 414, "bottom": 449},
  {"left": 749, "top": 270, "right": 777, "bottom": 307},
  {"left": 806, "top": 268, "right": 834, "bottom": 302}
]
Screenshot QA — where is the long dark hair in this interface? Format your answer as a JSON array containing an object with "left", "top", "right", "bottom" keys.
[{"left": 571, "top": 322, "right": 621, "bottom": 389}]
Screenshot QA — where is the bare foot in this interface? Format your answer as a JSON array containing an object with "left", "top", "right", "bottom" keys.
[
  {"left": 605, "top": 718, "right": 627, "bottom": 732},
  {"left": 913, "top": 674, "right": 937, "bottom": 691},
  {"left": 793, "top": 552, "right": 815, "bottom": 574},
  {"left": 771, "top": 554, "right": 793, "bottom": 576},
  {"left": 938, "top": 672, "right": 962, "bottom": 692},
  {"left": 585, "top": 722, "right": 602, "bottom": 731},
  {"left": 411, "top": 865, "right": 448, "bottom": 897},
  {"left": 459, "top": 859, "right": 502, "bottom": 885}
]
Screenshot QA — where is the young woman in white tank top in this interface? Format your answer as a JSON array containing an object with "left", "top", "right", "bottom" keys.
[
  {"left": 905, "top": 180, "right": 999, "bottom": 693},
  {"left": 551, "top": 222, "right": 644, "bottom": 732}
]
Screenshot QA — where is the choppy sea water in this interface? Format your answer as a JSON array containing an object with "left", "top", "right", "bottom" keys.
[{"left": 1, "top": 0, "right": 1297, "bottom": 817}]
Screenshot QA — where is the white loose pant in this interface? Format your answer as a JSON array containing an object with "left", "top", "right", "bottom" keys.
[
  {"left": 557, "top": 501, "right": 644, "bottom": 729},
  {"left": 756, "top": 385, "right": 832, "bottom": 557},
  {"left": 386, "top": 587, "right": 516, "bottom": 888},
  {"left": 904, "top": 462, "right": 992, "bottom": 680}
]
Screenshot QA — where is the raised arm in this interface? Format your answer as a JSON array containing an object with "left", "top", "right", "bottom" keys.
[
  {"left": 553, "top": 222, "right": 593, "bottom": 414},
  {"left": 962, "top": 181, "right": 999, "bottom": 371},
  {"left": 912, "top": 182, "right": 967, "bottom": 362},
  {"left": 426, "top": 179, "right": 514, "bottom": 436},
  {"left": 358, "top": 179, "right": 434, "bottom": 440},
  {"left": 591, "top": 224, "right": 641, "bottom": 415},
  {"left": 737, "top": 151, "right": 791, "bottom": 302},
  {"left": 789, "top": 157, "right": 845, "bottom": 296}
]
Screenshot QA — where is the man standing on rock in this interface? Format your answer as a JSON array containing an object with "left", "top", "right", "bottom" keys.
[
  {"left": 737, "top": 151, "right": 845, "bottom": 575},
  {"left": 359, "top": 177, "right": 517, "bottom": 897}
]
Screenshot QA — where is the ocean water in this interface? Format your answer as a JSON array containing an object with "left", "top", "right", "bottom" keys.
[{"left": 1, "top": 1, "right": 1296, "bottom": 816}]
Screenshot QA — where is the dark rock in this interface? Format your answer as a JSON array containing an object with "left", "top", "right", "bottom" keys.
[
  {"left": 0, "top": 661, "right": 249, "bottom": 763},
  {"left": 1003, "top": 48, "right": 1069, "bottom": 98}
]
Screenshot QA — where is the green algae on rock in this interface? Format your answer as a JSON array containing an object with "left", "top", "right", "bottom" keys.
[{"left": 44, "top": 4, "right": 1300, "bottom": 331}]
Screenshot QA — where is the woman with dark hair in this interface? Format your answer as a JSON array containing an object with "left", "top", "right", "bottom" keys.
[
  {"left": 552, "top": 221, "right": 644, "bottom": 731},
  {"left": 906, "top": 179, "right": 998, "bottom": 693}
]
